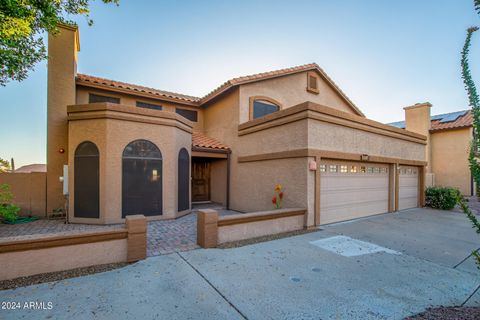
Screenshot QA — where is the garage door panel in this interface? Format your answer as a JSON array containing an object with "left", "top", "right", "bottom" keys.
[
  {"left": 320, "top": 161, "right": 389, "bottom": 225},
  {"left": 398, "top": 166, "right": 419, "bottom": 210}
]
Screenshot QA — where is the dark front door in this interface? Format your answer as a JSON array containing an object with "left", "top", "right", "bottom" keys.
[
  {"left": 122, "top": 158, "right": 162, "bottom": 217},
  {"left": 192, "top": 161, "right": 210, "bottom": 202}
]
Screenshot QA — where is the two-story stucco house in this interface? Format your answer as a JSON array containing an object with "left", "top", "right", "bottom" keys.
[{"left": 46, "top": 24, "right": 427, "bottom": 226}]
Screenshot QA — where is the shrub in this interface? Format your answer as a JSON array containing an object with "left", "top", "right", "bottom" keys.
[
  {"left": 0, "top": 184, "right": 20, "bottom": 223},
  {"left": 425, "top": 186, "right": 462, "bottom": 210}
]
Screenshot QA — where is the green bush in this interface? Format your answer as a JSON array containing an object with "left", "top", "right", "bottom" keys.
[
  {"left": 0, "top": 184, "right": 20, "bottom": 223},
  {"left": 425, "top": 186, "right": 462, "bottom": 210}
]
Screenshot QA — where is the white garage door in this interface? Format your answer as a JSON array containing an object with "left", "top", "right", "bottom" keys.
[
  {"left": 398, "top": 166, "right": 419, "bottom": 210},
  {"left": 320, "top": 161, "right": 389, "bottom": 225}
]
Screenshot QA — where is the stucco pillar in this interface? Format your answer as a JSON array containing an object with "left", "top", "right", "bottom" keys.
[
  {"left": 404, "top": 102, "right": 433, "bottom": 187},
  {"left": 46, "top": 24, "right": 80, "bottom": 214}
]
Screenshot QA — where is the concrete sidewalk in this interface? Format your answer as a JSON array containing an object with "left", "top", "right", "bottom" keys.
[{"left": 1, "top": 208, "right": 479, "bottom": 319}]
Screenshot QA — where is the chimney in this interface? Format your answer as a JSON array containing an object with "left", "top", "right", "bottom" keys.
[
  {"left": 46, "top": 24, "right": 80, "bottom": 214},
  {"left": 404, "top": 102, "right": 433, "bottom": 185}
]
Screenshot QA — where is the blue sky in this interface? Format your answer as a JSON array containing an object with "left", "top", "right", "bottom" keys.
[{"left": 1, "top": 0, "right": 480, "bottom": 167}]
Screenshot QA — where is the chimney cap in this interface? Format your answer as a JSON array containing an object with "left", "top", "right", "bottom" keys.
[{"left": 404, "top": 102, "right": 432, "bottom": 111}]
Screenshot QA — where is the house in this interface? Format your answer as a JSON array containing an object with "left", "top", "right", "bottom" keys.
[
  {"left": 45, "top": 24, "right": 427, "bottom": 226},
  {"left": 389, "top": 104, "right": 473, "bottom": 195}
]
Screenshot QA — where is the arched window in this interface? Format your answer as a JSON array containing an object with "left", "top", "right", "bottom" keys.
[
  {"left": 178, "top": 148, "right": 190, "bottom": 211},
  {"left": 74, "top": 141, "right": 99, "bottom": 218},
  {"left": 122, "top": 140, "right": 162, "bottom": 217},
  {"left": 249, "top": 97, "right": 281, "bottom": 120}
]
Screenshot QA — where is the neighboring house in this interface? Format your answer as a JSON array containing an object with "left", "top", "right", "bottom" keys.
[
  {"left": 45, "top": 24, "right": 427, "bottom": 226},
  {"left": 15, "top": 164, "right": 47, "bottom": 173},
  {"left": 389, "top": 104, "right": 473, "bottom": 195}
]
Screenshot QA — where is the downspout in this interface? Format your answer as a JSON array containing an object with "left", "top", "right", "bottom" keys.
[{"left": 226, "top": 151, "right": 231, "bottom": 210}]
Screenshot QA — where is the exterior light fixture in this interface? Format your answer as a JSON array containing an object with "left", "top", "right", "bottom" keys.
[
  {"left": 361, "top": 154, "right": 369, "bottom": 161},
  {"left": 59, "top": 148, "right": 65, "bottom": 154}
]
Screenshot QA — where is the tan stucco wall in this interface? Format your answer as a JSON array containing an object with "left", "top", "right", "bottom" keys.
[
  {"left": 431, "top": 128, "right": 472, "bottom": 195},
  {"left": 75, "top": 86, "right": 204, "bottom": 131},
  {"left": 0, "top": 172, "right": 46, "bottom": 216},
  {"left": 307, "top": 119, "right": 426, "bottom": 161},
  {"left": 68, "top": 112, "right": 191, "bottom": 224},
  {"left": 0, "top": 239, "right": 126, "bottom": 281},
  {"left": 234, "top": 157, "right": 310, "bottom": 214},
  {"left": 210, "top": 159, "right": 227, "bottom": 206},
  {"left": 404, "top": 103, "right": 432, "bottom": 173},
  {"left": 238, "top": 71, "right": 357, "bottom": 124},
  {"left": 47, "top": 26, "right": 79, "bottom": 214}
]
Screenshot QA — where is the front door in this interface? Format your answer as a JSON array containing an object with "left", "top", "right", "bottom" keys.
[{"left": 192, "top": 161, "right": 210, "bottom": 201}]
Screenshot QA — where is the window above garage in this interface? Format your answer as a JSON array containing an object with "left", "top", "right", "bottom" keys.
[{"left": 249, "top": 96, "right": 282, "bottom": 120}]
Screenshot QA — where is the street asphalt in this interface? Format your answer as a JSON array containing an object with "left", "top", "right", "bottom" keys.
[{"left": 1, "top": 208, "right": 479, "bottom": 319}]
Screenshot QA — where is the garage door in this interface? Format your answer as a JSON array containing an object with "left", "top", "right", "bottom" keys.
[
  {"left": 398, "top": 165, "right": 419, "bottom": 210},
  {"left": 320, "top": 161, "right": 389, "bottom": 224}
]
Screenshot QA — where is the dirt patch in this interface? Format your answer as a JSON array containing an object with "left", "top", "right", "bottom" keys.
[
  {"left": 217, "top": 228, "right": 320, "bottom": 249},
  {"left": 405, "top": 306, "right": 480, "bottom": 320},
  {"left": 0, "top": 262, "right": 131, "bottom": 291}
]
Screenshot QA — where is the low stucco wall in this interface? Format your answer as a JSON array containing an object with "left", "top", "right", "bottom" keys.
[
  {"left": 0, "top": 172, "right": 46, "bottom": 217},
  {"left": 218, "top": 209, "right": 305, "bottom": 244},
  {"left": 0, "top": 238, "right": 127, "bottom": 281},
  {"left": 196, "top": 208, "right": 306, "bottom": 248}
]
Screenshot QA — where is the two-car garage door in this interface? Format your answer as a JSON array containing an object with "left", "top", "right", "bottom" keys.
[
  {"left": 320, "top": 161, "right": 390, "bottom": 225},
  {"left": 320, "top": 161, "right": 420, "bottom": 225}
]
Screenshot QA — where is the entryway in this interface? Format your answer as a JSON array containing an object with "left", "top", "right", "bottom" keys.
[{"left": 191, "top": 155, "right": 229, "bottom": 207}]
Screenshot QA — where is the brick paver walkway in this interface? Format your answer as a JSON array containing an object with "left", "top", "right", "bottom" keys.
[
  {"left": 0, "top": 204, "right": 240, "bottom": 257},
  {"left": 147, "top": 205, "right": 239, "bottom": 256}
]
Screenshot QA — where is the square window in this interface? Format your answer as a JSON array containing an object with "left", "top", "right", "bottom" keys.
[
  {"left": 407, "top": 168, "right": 412, "bottom": 174},
  {"left": 350, "top": 166, "right": 357, "bottom": 173},
  {"left": 373, "top": 167, "right": 380, "bottom": 173},
  {"left": 367, "top": 167, "right": 373, "bottom": 173},
  {"left": 360, "top": 166, "right": 366, "bottom": 173},
  {"left": 380, "top": 168, "right": 387, "bottom": 174},
  {"left": 340, "top": 165, "right": 348, "bottom": 173},
  {"left": 329, "top": 165, "right": 337, "bottom": 173},
  {"left": 319, "top": 164, "right": 326, "bottom": 172}
]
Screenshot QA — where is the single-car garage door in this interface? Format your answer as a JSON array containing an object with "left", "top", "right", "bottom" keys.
[
  {"left": 398, "top": 165, "right": 419, "bottom": 210},
  {"left": 320, "top": 161, "right": 389, "bottom": 224}
]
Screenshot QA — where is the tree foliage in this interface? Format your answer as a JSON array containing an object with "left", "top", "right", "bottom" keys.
[
  {"left": 0, "top": 0, "right": 119, "bottom": 86},
  {"left": 0, "top": 158, "right": 10, "bottom": 173},
  {"left": 459, "top": 0, "right": 480, "bottom": 269}
]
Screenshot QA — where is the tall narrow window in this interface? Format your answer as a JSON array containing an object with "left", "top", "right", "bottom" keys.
[
  {"left": 122, "top": 140, "right": 163, "bottom": 217},
  {"left": 74, "top": 141, "right": 99, "bottom": 218},
  {"left": 178, "top": 148, "right": 190, "bottom": 211},
  {"left": 250, "top": 97, "right": 281, "bottom": 120}
]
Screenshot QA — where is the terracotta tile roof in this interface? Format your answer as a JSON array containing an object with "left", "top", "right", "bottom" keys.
[
  {"left": 76, "top": 63, "right": 364, "bottom": 116},
  {"left": 389, "top": 110, "right": 473, "bottom": 132},
  {"left": 430, "top": 110, "right": 473, "bottom": 131},
  {"left": 199, "top": 63, "right": 365, "bottom": 116},
  {"left": 192, "top": 132, "right": 229, "bottom": 150},
  {"left": 76, "top": 74, "right": 201, "bottom": 104}
]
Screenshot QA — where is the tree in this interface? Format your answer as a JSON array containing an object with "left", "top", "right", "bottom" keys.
[
  {"left": 458, "top": 0, "right": 480, "bottom": 269},
  {"left": 0, "top": 158, "right": 11, "bottom": 173},
  {"left": 0, "top": 0, "right": 119, "bottom": 86}
]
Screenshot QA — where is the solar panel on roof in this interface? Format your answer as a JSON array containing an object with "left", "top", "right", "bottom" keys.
[{"left": 437, "top": 110, "right": 467, "bottom": 123}]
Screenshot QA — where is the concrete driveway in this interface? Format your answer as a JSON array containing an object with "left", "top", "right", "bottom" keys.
[{"left": 1, "top": 208, "right": 479, "bottom": 319}]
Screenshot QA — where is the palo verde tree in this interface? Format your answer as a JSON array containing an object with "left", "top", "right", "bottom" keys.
[
  {"left": 459, "top": 0, "right": 480, "bottom": 268},
  {"left": 0, "top": 0, "right": 119, "bottom": 86}
]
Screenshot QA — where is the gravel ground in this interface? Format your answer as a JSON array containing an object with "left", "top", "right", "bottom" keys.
[
  {"left": 0, "top": 262, "right": 130, "bottom": 290},
  {"left": 405, "top": 307, "right": 480, "bottom": 319},
  {"left": 217, "top": 228, "right": 320, "bottom": 249}
]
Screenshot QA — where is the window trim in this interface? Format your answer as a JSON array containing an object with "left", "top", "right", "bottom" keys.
[
  {"left": 249, "top": 96, "right": 282, "bottom": 120},
  {"left": 306, "top": 71, "right": 320, "bottom": 94}
]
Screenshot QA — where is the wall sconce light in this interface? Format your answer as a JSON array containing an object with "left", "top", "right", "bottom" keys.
[
  {"left": 361, "top": 154, "right": 369, "bottom": 161},
  {"left": 59, "top": 148, "right": 65, "bottom": 154},
  {"left": 309, "top": 160, "right": 317, "bottom": 171}
]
